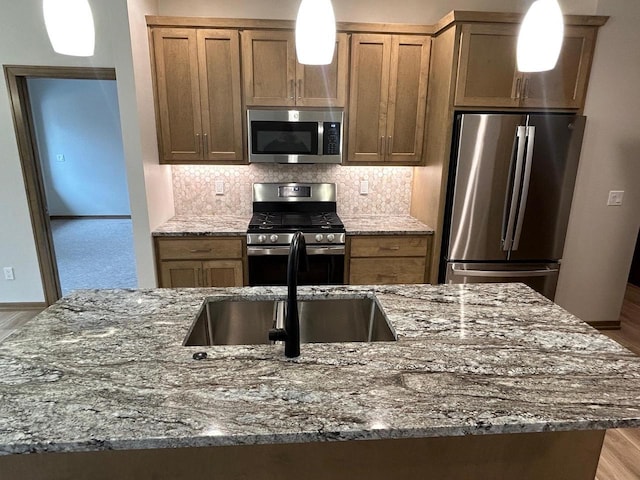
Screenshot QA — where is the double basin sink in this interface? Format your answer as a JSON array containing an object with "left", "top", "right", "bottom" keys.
[{"left": 184, "top": 297, "right": 397, "bottom": 346}]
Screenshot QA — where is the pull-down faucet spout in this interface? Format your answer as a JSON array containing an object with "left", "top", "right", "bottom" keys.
[{"left": 268, "top": 231, "right": 308, "bottom": 358}]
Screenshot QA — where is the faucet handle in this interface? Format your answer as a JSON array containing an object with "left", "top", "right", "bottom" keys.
[{"left": 268, "top": 328, "right": 287, "bottom": 342}]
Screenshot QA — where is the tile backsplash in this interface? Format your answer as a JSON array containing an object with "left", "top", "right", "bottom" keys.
[{"left": 172, "top": 164, "right": 413, "bottom": 216}]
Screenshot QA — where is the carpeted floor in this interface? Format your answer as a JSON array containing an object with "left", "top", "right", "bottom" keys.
[{"left": 50, "top": 218, "right": 138, "bottom": 295}]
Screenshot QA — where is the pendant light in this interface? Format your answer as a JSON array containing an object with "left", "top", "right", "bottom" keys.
[
  {"left": 295, "top": 0, "right": 336, "bottom": 65},
  {"left": 43, "top": 0, "right": 95, "bottom": 57},
  {"left": 517, "top": 0, "right": 564, "bottom": 72}
]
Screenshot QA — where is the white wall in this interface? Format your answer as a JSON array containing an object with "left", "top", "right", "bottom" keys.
[
  {"left": 555, "top": 0, "right": 640, "bottom": 323},
  {"left": 0, "top": 0, "right": 164, "bottom": 303},
  {"left": 27, "top": 78, "right": 131, "bottom": 216},
  {"left": 157, "top": 0, "right": 596, "bottom": 21}
]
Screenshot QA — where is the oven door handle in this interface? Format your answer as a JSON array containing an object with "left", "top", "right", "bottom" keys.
[{"left": 247, "top": 245, "right": 345, "bottom": 256}]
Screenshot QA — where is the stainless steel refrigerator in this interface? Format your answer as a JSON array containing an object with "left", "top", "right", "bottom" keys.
[{"left": 440, "top": 113, "right": 586, "bottom": 300}]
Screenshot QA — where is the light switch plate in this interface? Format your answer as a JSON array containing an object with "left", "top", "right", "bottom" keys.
[
  {"left": 3, "top": 267, "right": 15, "bottom": 280},
  {"left": 359, "top": 180, "right": 369, "bottom": 195},
  {"left": 214, "top": 180, "right": 224, "bottom": 195},
  {"left": 607, "top": 190, "right": 624, "bottom": 206}
]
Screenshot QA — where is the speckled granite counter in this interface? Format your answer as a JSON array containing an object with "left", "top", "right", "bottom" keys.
[
  {"left": 341, "top": 214, "right": 434, "bottom": 235},
  {"left": 1, "top": 283, "right": 639, "bottom": 456},
  {"left": 152, "top": 214, "right": 433, "bottom": 237},
  {"left": 152, "top": 215, "right": 251, "bottom": 237}
]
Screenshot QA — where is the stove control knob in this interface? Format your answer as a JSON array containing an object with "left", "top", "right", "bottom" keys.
[
  {"left": 327, "top": 233, "right": 335, "bottom": 242},
  {"left": 270, "top": 234, "right": 279, "bottom": 243},
  {"left": 257, "top": 234, "right": 267, "bottom": 243},
  {"left": 315, "top": 234, "right": 324, "bottom": 242}
]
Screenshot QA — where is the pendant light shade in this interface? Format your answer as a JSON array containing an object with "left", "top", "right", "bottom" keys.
[
  {"left": 517, "top": 0, "right": 564, "bottom": 72},
  {"left": 43, "top": 0, "right": 95, "bottom": 57},
  {"left": 295, "top": 0, "right": 336, "bottom": 65}
]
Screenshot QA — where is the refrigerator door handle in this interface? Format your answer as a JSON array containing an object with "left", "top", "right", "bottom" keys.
[
  {"left": 502, "top": 126, "right": 527, "bottom": 251},
  {"left": 451, "top": 264, "right": 559, "bottom": 278},
  {"left": 512, "top": 126, "right": 536, "bottom": 251}
]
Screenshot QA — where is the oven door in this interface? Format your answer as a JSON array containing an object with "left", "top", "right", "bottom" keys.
[{"left": 248, "top": 246, "right": 345, "bottom": 286}]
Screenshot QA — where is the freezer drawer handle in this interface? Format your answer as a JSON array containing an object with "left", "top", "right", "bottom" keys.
[{"left": 451, "top": 264, "right": 559, "bottom": 278}]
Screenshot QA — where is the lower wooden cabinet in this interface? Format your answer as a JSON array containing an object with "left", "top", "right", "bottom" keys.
[
  {"left": 155, "top": 237, "right": 246, "bottom": 287},
  {"left": 347, "top": 235, "right": 432, "bottom": 285}
]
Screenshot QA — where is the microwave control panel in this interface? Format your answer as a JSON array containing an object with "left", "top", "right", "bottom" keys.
[{"left": 323, "top": 122, "right": 341, "bottom": 155}]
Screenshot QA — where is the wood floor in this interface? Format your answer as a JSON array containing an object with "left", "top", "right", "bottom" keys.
[
  {"left": 597, "top": 283, "right": 640, "bottom": 480},
  {"left": 1, "top": 285, "right": 640, "bottom": 478}
]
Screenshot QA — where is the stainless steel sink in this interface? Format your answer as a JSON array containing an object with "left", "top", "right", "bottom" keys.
[{"left": 183, "top": 298, "right": 396, "bottom": 346}]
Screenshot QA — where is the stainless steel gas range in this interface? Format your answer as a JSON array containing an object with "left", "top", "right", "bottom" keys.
[{"left": 247, "top": 182, "right": 346, "bottom": 286}]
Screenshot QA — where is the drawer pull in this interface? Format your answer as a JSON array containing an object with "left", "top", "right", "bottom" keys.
[
  {"left": 189, "top": 248, "right": 213, "bottom": 253},
  {"left": 380, "top": 246, "right": 401, "bottom": 251}
]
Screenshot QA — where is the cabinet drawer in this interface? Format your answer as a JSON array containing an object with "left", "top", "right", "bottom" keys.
[
  {"left": 156, "top": 238, "right": 243, "bottom": 260},
  {"left": 350, "top": 236, "right": 429, "bottom": 257},
  {"left": 349, "top": 258, "right": 426, "bottom": 284}
]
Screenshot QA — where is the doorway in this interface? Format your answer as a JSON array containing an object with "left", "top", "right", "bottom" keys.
[{"left": 4, "top": 66, "right": 137, "bottom": 304}]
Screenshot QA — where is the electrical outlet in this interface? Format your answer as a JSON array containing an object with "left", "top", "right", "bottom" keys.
[
  {"left": 56, "top": 154, "right": 65, "bottom": 162},
  {"left": 214, "top": 180, "right": 224, "bottom": 195},
  {"left": 607, "top": 190, "right": 624, "bottom": 206},
  {"left": 3, "top": 267, "right": 15, "bottom": 280},
  {"left": 359, "top": 180, "right": 369, "bottom": 195}
]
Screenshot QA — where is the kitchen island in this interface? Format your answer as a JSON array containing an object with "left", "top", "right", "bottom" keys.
[{"left": 1, "top": 283, "right": 639, "bottom": 479}]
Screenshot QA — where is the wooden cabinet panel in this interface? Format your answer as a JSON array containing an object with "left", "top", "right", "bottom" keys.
[
  {"left": 387, "top": 36, "right": 430, "bottom": 163},
  {"left": 202, "top": 260, "right": 244, "bottom": 287},
  {"left": 152, "top": 28, "right": 203, "bottom": 161},
  {"left": 295, "top": 33, "right": 349, "bottom": 107},
  {"left": 348, "top": 34, "right": 430, "bottom": 165},
  {"left": 349, "top": 258, "right": 426, "bottom": 285},
  {"left": 455, "top": 24, "right": 520, "bottom": 108},
  {"left": 152, "top": 28, "right": 243, "bottom": 163},
  {"left": 156, "top": 237, "right": 246, "bottom": 288},
  {"left": 455, "top": 24, "right": 597, "bottom": 110},
  {"left": 347, "top": 235, "right": 432, "bottom": 285},
  {"left": 521, "top": 26, "right": 595, "bottom": 109},
  {"left": 242, "top": 30, "right": 296, "bottom": 106},
  {"left": 157, "top": 238, "right": 243, "bottom": 260},
  {"left": 198, "top": 30, "right": 243, "bottom": 162},
  {"left": 159, "top": 260, "right": 202, "bottom": 288},
  {"left": 348, "top": 34, "right": 391, "bottom": 163},
  {"left": 350, "top": 236, "right": 429, "bottom": 258},
  {"left": 242, "top": 31, "right": 348, "bottom": 107}
]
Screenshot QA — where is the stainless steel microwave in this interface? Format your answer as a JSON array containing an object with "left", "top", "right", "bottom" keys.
[{"left": 247, "top": 109, "right": 343, "bottom": 164}]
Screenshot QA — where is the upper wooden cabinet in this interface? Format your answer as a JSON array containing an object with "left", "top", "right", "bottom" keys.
[
  {"left": 347, "top": 34, "right": 431, "bottom": 165},
  {"left": 455, "top": 24, "right": 596, "bottom": 109},
  {"left": 151, "top": 28, "right": 244, "bottom": 163},
  {"left": 241, "top": 31, "right": 348, "bottom": 107}
]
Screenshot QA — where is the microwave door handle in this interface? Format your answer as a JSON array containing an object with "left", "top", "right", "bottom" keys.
[
  {"left": 512, "top": 126, "right": 535, "bottom": 251},
  {"left": 502, "top": 126, "right": 527, "bottom": 251}
]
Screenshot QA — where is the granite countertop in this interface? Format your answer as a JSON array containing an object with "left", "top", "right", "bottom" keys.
[
  {"left": 1, "top": 283, "right": 639, "bottom": 455},
  {"left": 152, "top": 215, "right": 251, "bottom": 237},
  {"left": 152, "top": 214, "right": 433, "bottom": 237},
  {"left": 340, "top": 214, "right": 434, "bottom": 235}
]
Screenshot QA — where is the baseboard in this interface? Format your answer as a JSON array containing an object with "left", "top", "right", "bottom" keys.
[
  {"left": 50, "top": 215, "right": 131, "bottom": 220},
  {"left": 0, "top": 302, "right": 47, "bottom": 311},
  {"left": 588, "top": 320, "right": 621, "bottom": 330}
]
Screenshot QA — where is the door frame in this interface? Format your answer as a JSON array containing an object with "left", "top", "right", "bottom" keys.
[{"left": 4, "top": 65, "right": 117, "bottom": 306}]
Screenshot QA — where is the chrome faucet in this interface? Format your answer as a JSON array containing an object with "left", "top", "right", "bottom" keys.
[{"left": 269, "top": 231, "right": 308, "bottom": 358}]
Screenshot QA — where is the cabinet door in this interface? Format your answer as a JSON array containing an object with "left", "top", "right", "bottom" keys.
[
  {"left": 295, "top": 33, "right": 349, "bottom": 107},
  {"left": 152, "top": 28, "right": 203, "bottom": 162},
  {"left": 349, "top": 258, "right": 426, "bottom": 285},
  {"left": 386, "top": 35, "right": 431, "bottom": 164},
  {"left": 159, "top": 261, "right": 202, "bottom": 287},
  {"left": 347, "top": 34, "right": 392, "bottom": 163},
  {"left": 202, "top": 260, "right": 244, "bottom": 287},
  {"left": 197, "top": 29, "right": 244, "bottom": 162},
  {"left": 242, "top": 30, "right": 296, "bottom": 106},
  {"left": 521, "top": 26, "right": 596, "bottom": 109},
  {"left": 455, "top": 24, "right": 521, "bottom": 108}
]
